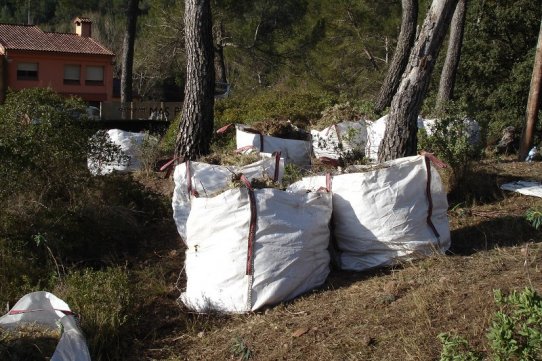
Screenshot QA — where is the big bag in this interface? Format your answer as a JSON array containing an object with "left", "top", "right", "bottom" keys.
[
  {"left": 180, "top": 183, "right": 332, "bottom": 313},
  {"left": 288, "top": 155, "right": 450, "bottom": 271}
]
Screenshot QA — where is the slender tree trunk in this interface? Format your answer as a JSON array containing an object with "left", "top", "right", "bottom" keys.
[
  {"left": 518, "top": 18, "right": 542, "bottom": 161},
  {"left": 214, "top": 21, "right": 227, "bottom": 84},
  {"left": 121, "top": 0, "right": 139, "bottom": 106},
  {"left": 436, "top": 0, "right": 467, "bottom": 108},
  {"left": 378, "top": 0, "right": 459, "bottom": 162},
  {"left": 374, "top": 0, "right": 418, "bottom": 113},
  {"left": 175, "top": 0, "right": 215, "bottom": 160}
]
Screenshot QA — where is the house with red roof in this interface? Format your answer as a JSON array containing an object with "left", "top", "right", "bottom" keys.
[{"left": 0, "top": 17, "right": 114, "bottom": 105}]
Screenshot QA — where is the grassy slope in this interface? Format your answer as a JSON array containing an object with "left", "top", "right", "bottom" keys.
[{"left": 129, "top": 157, "right": 542, "bottom": 361}]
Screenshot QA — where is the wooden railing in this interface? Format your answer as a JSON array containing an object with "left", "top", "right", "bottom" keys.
[{"left": 98, "top": 101, "right": 183, "bottom": 121}]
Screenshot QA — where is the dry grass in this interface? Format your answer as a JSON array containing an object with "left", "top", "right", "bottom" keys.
[
  {"left": 0, "top": 323, "right": 61, "bottom": 360},
  {"left": 123, "top": 156, "right": 542, "bottom": 360}
]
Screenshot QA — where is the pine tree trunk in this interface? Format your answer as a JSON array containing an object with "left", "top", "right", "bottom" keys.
[
  {"left": 214, "top": 21, "right": 227, "bottom": 84},
  {"left": 374, "top": 0, "right": 418, "bottom": 113},
  {"left": 175, "top": 0, "right": 215, "bottom": 160},
  {"left": 121, "top": 0, "right": 139, "bottom": 106},
  {"left": 518, "top": 18, "right": 542, "bottom": 161},
  {"left": 436, "top": 0, "right": 467, "bottom": 108},
  {"left": 378, "top": 0, "right": 459, "bottom": 162}
]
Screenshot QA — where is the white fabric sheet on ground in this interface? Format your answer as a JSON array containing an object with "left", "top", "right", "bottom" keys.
[
  {"left": 180, "top": 187, "right": 332, "bottom": 313},
  {"left": 172, "top": 156, "right": 285, "bottom": 241},
  {"left": 500, "top": 180, "right": 542, "bottom": 198},
  {"left": 0, "top": 291, "right": 91, "bottom": 361},
  {"left": 288, "top": 155, "right": 451, "bottom": 271}
]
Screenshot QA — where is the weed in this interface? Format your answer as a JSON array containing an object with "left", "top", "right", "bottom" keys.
[
  {"left": 439, "top": 288, "right": 542, "bottom": 361},
  {"left": 282, "top": 163, "right": 304, "bottom": 187},
  {"left": 525, "top": 208, "right": 542, "bottom": 230},
  {"left": 231, "top": 336, "right": 252, "bottom": 360},
  {"left": 438, "top": 333, "right": 482, "bottom": 361},
  {"left": 55, "top": 267, "right": 134, "bottom": 361},
  {"left": 488, "top": 288, "right": 542, "bottom": 360}
]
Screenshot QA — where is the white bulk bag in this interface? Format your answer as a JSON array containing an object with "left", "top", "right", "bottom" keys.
[
  {"left": 288, "top": 155, "right": 450, "bottom": 271},
  {"left": 311, "top": 121, "right": 368, "bottom": 160},
  {"left": 172, "top": 154, "right": 285, "bottom": 241},
  {"left": 0, "top": 291, "right": 91, "bottom": 361},
  {"left": 365, "top": 115, "right": 387, "bottom": 161},
  {"left": 180, "top": 186, "right": 332, "bottom": 313},
  {"left": 88, "top": 129, "right": 158, "bottom": 175},
  {"left": 235, "top": 124, "right": 311, "bottom": 167}
]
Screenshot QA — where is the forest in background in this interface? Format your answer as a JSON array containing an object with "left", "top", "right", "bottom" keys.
[{"left": 0, "top": 0, "right": 541, "bottom": 141}]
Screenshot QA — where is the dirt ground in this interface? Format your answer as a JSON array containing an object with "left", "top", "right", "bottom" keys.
[{"left": 130, "top": 156, "right": 542, "bottom": 361}]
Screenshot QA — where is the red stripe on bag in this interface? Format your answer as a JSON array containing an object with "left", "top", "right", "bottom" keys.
[
  {"left": 317, "top": 173, "right": 333, "bottom": 193},
  {"left": 9, "top": 309, "right": 75, "bottom": 316},
  {"left": 235, "top": 145, "right": 257, "bottom": 153},
  {"left": 159, "top": 156, "right": 182, "bottom": 178},
  {"left": 216, "top": 123, "right": 233, "bottom": 134},
  {"left": 424, "top": 156, "right": 440, "bottom": 239},
  {"left": 273, "top": 151, "right": 281, "bottom": 182},
  {"left": 240, "top": 175, "right": 257, "bottom": 275},
  {"left": 259, "top": 133, "right": 264, "bottom": 152},
  {"left": 420, "top": 151, "right": 448, "bottom": 168},
  {"left": 185, "top": 161, "right": 199, "bottom": 197}
]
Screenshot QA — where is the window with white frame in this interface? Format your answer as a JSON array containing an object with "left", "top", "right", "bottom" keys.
[
  {"left": 17, "top": 62, "right": 38, "bottom": 80},
  {"left": 64, "top": 65, "right": 81, "bottom": 84},
  {"left": 85, "top": 66, "right": 104, "bottom": 85}
]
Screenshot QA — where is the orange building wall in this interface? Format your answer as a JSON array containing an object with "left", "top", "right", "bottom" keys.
[{"left": 5, "top": 50, "right": 114, "bottom": 102}]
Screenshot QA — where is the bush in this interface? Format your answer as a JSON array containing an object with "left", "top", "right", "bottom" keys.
[
  {"left": 0, "top": 88, "right": 166, "bottom": 264},
  {"left": 0, "top": 239, "right": 56, "bottom": 307},
  {"left": 488, "top": 288, "right": 542, "bottom": 360},
  {"left": 214, "top": 88, "right": 335, "bottom": 127},
  {"left": 55, "top": 267, "right": 134, "bottom": 361},
  {"left": 439, "top": 288, "right": 542, "bottom": 361},
  {"left": 418, "top": 102, "right": 482, "bottom": 192}
]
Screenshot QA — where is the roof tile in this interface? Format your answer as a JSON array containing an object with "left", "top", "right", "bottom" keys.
[{"left": 0, "top": 23, "right": 114, "bottom": 56}]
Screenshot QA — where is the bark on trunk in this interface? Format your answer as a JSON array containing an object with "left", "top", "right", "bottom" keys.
[
  {"left": 374, "top": 0, "right": 418, "bottom": 113},
  {"left": 121, "top": 0, "right": 139, "bottom": 105},
  {"left": 378, "top": 0, "right": 459, "bottom": 162},
  {"left": 175, "top": 0, "right": 215, "bottom": 160},
  {"left": 518, "top": 18, "right": 542, "bottom": 161},
  {"left": 436, "top": 0, "right": 467, "bottom": 108}
]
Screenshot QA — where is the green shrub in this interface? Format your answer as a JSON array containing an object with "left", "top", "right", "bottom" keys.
[
  {"left": 418, "top": 102, "right": 482, "bottom": 191},
  {"left": 487, "top": 288, "right": 542, "bottom": 361},
  {"left": 0, "top": 239, "right": 56, "bottom": 307},
  {"left": 214, "top": 89, "right": 335, "bottom": 127},
  {"left": 55, "top": 267, "right": 134, "bottom": 361},
  {"left": 439, "top": 288, "right": 542, "bottom": 361},
  {"left": 0, "top": 88, "right": 163, "bottom": 263}
]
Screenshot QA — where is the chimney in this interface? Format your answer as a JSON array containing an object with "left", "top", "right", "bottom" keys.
[{"left": 74, "top": 17, "right": 92, "bottom": 37}]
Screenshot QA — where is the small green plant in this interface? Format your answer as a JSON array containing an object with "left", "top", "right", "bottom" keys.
[
  {"left": 487, "top": 288, "right": 542, "bottom": 361},
  {"left": 525, "top": 208, "right": 542, "bottom": 230},
  {"left": 438, "top": 288, "right": 542, "bottom": 361},
  {"left": 134, "top": 132, "right": 160, "bottom": 175},
  {"left": 231, "top": 336, "right": 252, "bottom": 360},
  {"left": 438, "top": 333, "right": 482, "bottom": 361},
  {"left": 282, "top": 163, "right": 304, "bottom": 187}
]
